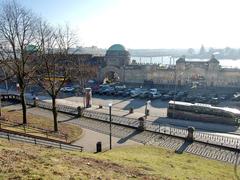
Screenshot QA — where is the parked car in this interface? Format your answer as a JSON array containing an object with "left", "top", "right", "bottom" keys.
[
  {"left": 219, "top": 94, "right": 227, "bottom": 101},
  {"left": 232, "top": 93, "right": 240, "bottom": 101},
  {"left": 161, "top": 94, "right": 172, "bottom": 101},
  {"left": 209, "top": 97, "right": 219, "bottom": 105},
  {"left": 98, "top": 85, "right": 111, "bottom": 95},
  {"left": 122, "top": 89, "right": 132, "bottom": 97},
  {"left": 114, "top": 85, "right": 126, "bottom": 96},
  {"left": 105, "top": 87, "right": 116, "bottom": 96},
  {"left": 148, "top": 88, "right": 161, "bottom": 99},
  {"left": 60, "top": 86, "right": 75, "bottom": 92},
  {"left": 130, "top": 88, "right": 143, "bottom": 98},
  {"left": 139, "top": 91, "right": 150, "bottom": 99},
  {"left": 185, "top": 95, "right": 196, "bottom": 103},
  {"left": 196, "top": 96, "right": 208, "bottom": 103}
]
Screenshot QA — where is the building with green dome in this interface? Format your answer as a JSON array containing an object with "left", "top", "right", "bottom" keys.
[
  {"left": 99, "top": 44, "right": 130, "bottom": 82},
  {"left": 99, "top": 44, "right": 240, "bottom": 87},
  {"left": 105, "top": 44, "right": 130, "bottom": 67}
]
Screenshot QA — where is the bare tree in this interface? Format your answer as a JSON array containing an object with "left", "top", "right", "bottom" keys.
[
  {"left": 70, "top": 57, "right": 98, "bottom": 93},
  {"left": 34, "top": 22, "right": 76, "bottom": 132},
  {"left": 0, "top": 0, "right": 38, "bottom": 124}
]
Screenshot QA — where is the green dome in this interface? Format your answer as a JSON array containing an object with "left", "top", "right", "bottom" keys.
[
  {"left": 209, "top": 55, "right": 219, "bottom": 63},
  {"left": 26, "top": 44, "right": 38, "bottom": 53},
  {"left": 108, "top": 44, "right": 126, "bottom": 51}
]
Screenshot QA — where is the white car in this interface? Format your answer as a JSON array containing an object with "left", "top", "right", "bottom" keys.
[
  {"left": 148, "top": 88, "right": 161, "bottom": 99},
  {"left": 60, "top": 87, "right": 75, "bottom": 92}
]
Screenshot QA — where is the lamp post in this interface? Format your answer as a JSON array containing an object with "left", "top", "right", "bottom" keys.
[
  {"left": 173, "top": 69, "right": 178, "bottom": 119},
  {"left": 109, "top": 103, "right": 112, "bottom": 150},
  {"left": 16, "top": 83, "right": 19, "bottom": 94},
  {"left": 0, "top": 91, "right": 1, "bottom": 116},
  {"left": 145, "top": 100, "right": 151, "bottom": 119}
]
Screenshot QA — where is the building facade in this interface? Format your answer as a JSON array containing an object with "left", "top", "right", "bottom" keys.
[{"left": 99, "top": 44, "right": 240, "bottom": 87}]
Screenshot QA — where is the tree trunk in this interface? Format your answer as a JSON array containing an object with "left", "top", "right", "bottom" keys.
[
  {"left": 52, "top": 96, "right": 58, "bottom": 132},
  {"left": 20, "top": 89, "right": 27, "bottom": 124}
]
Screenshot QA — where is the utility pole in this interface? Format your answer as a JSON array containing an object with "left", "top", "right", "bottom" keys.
[{"left": 109, "top": 103, "right": 112, "bottom": 150}]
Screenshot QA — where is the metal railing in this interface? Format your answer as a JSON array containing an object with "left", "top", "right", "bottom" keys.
[
  {"left": 0, "top": 130, "right": 83, "bottom": 151},
  {"left": 0, "top": 119, "right": 68, "bottom": 142},
  {"left": 3, "top": 94, "right": 240, "bottom": 151}
]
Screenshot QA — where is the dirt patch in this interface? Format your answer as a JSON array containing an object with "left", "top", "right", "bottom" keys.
[
  {"left": 0, "top": 149, "right": 38, "bottom": 173},
  {"left": 62, "top": 156, "right": 147, "bottom": 178},
  {"left": 0, "top": 149, "right": 37, "bottom": 164}
]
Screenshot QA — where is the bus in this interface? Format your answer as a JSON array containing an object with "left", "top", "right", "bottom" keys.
[{"left": 167, "top": 101, "right": 240, "bottom": 126}]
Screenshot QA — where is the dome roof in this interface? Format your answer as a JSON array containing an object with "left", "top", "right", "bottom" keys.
[
  {"left": 176, "top": 55, "right": 186, "bottom": 63},
  {"left": 209, "top": 55, "right": 219, "bottom": 63},
  {"left": 108, "top": 44, "right": 126, "bottom": 51}
]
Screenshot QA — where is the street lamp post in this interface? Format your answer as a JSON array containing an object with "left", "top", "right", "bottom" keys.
[
  {"left": 16, "top": 83, "right": 20, "bottom": 94},
  {"left": 109, "top": 103, "right": 112, "bottom": 150},
  {"left": 0, "top": 91, "right": 1, "bottom": 116},
  {"left": 145, "top": 100, "right": 151, "bottom": 119}
]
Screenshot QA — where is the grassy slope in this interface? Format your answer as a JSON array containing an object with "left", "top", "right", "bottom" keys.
[
  {"left": 2, "top": 109, "right": 82, "bottom": 142},
  {"left": 0, "top": 139, "right": 239, "bottom": 180}
]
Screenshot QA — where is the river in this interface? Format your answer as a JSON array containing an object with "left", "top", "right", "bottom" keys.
[{"left": 131, "top": 56, "right": 240, "bottom": 68}]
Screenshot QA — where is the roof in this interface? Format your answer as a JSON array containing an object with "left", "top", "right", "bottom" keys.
[
  {"left": 209, "top": 55, "right": 219, "bottom": 63},
  {"left": 176, "top": 55, "right": 186, "bottom": 63},
  {"left": 108, "top": 44, "right": 126, "bottom": 51}
]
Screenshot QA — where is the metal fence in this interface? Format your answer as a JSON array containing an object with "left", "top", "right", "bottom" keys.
[
  {"left": 9, "top": 96, "right": 240, "bottom": 151},
  {"left": 0, "top": 131, "right": 83, "bottom": 151}
]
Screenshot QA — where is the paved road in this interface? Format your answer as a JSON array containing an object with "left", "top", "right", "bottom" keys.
[
  {"left": 2, "top": 88, "right": 240, "bottom": 135},
  {"left": 2, "top": 104, "right": 141, "bottom": 152},
  {"left": 58, "top": 95, "right": 240, "bottom": 135},
  {"left": 3, "top": 104, "right": 240, "bottom": 165}
]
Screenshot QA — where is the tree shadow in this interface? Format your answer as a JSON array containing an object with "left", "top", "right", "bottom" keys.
[
  {"left": 151, "top": 116, "right": 239, "bottom": 133},
  {"left": 175, "top": 140, "right": 192, "bottom": 154},
  {"left": 117, "top": 129, "right": 142, "bottom": 144},
  {"left": 150, "top": 99, "right": 169, "bottom": 108},
  {"left": 58, "top": 116, "right": 76, "bottom": 123},
  {"left": 235, "top": 152, "right": 240, "bottom": 180},
  {"left": 122, "top": 98, "right": 146, "bottom": 110}
]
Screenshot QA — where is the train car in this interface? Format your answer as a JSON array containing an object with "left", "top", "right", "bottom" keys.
[{"left": 167, "top": 101, "right": 240, "bottom": 126}]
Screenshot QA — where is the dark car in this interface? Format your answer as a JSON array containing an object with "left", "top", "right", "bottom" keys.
[
  {"left": 161, "top": 94, "right": 173, "bottom": 101},
  {"left": 139, "top": 91, "right": 150, "bottom": 99},
  {"left": 98, "top": 85, "right": 111, "bottom": 95},
  {"left": 114, "top": 86, "right": 126, "bottom": 96},
  {"left": 209, "top": 97, "right": 219, "bottom": 105},
  {"left": 122, "top": 89, "right": 132, "bottom": 97},
  {"left": 185, "top": 95, "right": 196, "bottom": 103},
  {"left": 175, "top": 91, "right": 187, "bottom": 101},
  {"left": 197, "top": 96, "right": 208, "bottom": 103},
  {"left": 232, "top": 93, "right": 240, "bottom": 101},
  {"left": 219, "top": 95, "right": 227, "bottom": 100},
  {"left": 105, "top": 87, "right": 116, "bottom": 96}
]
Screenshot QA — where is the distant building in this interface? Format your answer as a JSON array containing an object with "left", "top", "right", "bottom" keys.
[{"left": 98, "top": 44, "right": 240, "bottom": 87}]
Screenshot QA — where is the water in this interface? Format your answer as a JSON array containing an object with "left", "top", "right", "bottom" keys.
[{"left": 131, "top": 56, "right": 240, "bottom": 69}]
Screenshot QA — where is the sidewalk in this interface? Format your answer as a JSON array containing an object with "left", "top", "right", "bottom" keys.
[
  {"left": 43, "top": 98, "right": 240, "bottom": 136},
  {"left": 2, "top": 104, "right": 141, "bottom": 152},
  {"left": 44, "top": 98, "right": 147, "bottom": 120}
]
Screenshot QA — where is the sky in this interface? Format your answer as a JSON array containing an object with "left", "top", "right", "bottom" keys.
[{"left": 17, "top": 0, "right": 240, "bottom": 49}]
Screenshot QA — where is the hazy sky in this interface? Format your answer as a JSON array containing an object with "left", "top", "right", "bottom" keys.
[{"left": 18, "top": 0, "right": 240, "bottom": 49}]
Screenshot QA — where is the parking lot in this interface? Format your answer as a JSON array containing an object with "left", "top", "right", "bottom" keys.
[
  {"left": 61, "top": 84, "right": 240, "bottom": 118},
  {"left": 65, "top": 94, "right": 168, "bottom": 117}
]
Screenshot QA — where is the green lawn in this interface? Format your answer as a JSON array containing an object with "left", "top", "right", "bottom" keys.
[
  {"left": 0, "top": 139, "right": 239, "bottom": 179},
  {"left": 101, "top": 146, "right": 240, "bottom": 179}
]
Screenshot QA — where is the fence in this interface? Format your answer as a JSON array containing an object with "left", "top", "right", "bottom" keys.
[
  {"left": 0, "top": 130, "right": 83, "bottom": 151},
  {"left": 0, "top": 119, "right": 68, "bottom": 142},
  {"left": 3, "top": 94, "right": 240, "bottom": 151}
]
